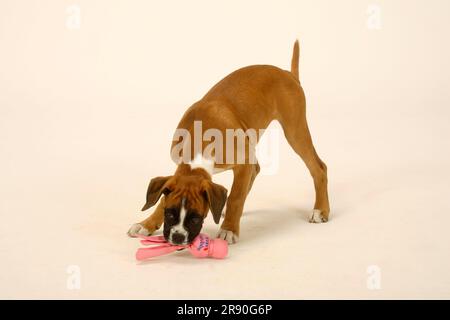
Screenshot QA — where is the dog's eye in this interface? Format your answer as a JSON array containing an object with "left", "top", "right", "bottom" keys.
[
  {"left": 191, "top": 216, "right": 201, "bottom": 224},
  {"left": 166, "top": 212, "right": 175, "bottom": 219},
  {"left": 164, "top": 208, "right": 176, "bottom": 219}
]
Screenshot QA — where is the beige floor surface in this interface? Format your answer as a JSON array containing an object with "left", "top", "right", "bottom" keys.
[{"left": 1, "top": 1, "right": 449, "bottom": 299}]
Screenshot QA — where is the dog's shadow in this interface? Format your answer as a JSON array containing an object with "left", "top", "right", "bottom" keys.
[
  {"left": 135, "top": 207, "right": 314, "bottom": 265},
  {"left": 202, "top": 207, "right": 313, "bottom": 246}
]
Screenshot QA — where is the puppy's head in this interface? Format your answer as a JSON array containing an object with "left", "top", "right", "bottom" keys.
[{"left": 141, "top": 169, "right": 227, "bottom": 245}]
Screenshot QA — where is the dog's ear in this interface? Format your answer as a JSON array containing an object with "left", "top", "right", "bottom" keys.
[
  {"left": 202, "top": 181, "right": 228, "bottom": 224},
  {"left": 141, "top": 176, "right": 173, "bottom": 211}
]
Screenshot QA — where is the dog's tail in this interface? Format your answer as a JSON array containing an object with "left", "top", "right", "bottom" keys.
[{"left": 290, "top": 40, "right": 300, "bottom": 81}]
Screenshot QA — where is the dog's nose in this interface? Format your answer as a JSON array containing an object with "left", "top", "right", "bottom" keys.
[{"left": 171, "top": 232, "right": 186, "bottom": 244}]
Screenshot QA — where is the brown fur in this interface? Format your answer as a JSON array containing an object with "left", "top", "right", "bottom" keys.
[
  {"left": 133, "top": 40, "right": 330, "bottom": 242},
  {"left": 140, "top": 164, "right": 227, "bottom": 228}
]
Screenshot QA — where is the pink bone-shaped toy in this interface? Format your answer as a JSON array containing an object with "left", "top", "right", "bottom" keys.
[{"left": 135, "top": 233, "right": 228, "bottom": 260}]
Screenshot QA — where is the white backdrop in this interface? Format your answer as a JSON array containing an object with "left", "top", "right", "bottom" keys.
[{"left": 1, "top": 0, "right": 449, "bottom": 298}]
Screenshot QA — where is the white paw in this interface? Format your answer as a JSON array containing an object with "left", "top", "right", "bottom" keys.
[
  {"left": 217, "top": 229, "right": 239, "bottom": 244},
  {"left": 127, "top": 223, "right": 151, "bottom": 237},
  {"left": 309, "top": 209, "right": 326, "bottom": 223}
]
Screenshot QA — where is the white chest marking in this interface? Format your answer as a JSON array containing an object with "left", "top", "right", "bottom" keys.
[{"left": 188, "top": 153, "right": 215, "bottom": 176}]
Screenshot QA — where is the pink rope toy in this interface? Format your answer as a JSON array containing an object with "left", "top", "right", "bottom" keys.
[{"left": 135, "top": 233, "right": 228, "bottom": 261}]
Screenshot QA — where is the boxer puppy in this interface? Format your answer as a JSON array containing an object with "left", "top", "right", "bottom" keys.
[{"left": 128, "top": 40, "right": 330, "bottom": 244}]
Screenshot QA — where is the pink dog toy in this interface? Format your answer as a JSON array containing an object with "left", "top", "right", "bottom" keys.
[{"left": 135, "top": 233, "right": 228, "bottom": 260}]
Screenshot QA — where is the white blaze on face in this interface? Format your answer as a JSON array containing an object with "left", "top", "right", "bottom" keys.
[{"left": 169, "top": 198, "right": 188, "bottom": 242}]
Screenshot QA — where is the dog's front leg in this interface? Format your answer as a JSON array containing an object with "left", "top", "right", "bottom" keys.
[
  {"left": 217, "top": 165, "right": 253, "bottom": 244},
  {"left": 127, "top": 197, "right": 165, "bottom": 237}
]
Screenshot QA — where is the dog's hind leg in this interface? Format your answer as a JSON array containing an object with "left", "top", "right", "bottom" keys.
[{"left": 279, "top": 98, "right": 330, "bottom": 223}]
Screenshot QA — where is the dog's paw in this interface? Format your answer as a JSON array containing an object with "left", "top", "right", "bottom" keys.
[
  {"left": 217, "top": 229, "right": 239, "bottom": 244},
  {"left": 309, "top": 209, "right": 328, "bottom": 223},
  {"left": 127, "top": 223, "right": 152, "bottom": 237}
]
